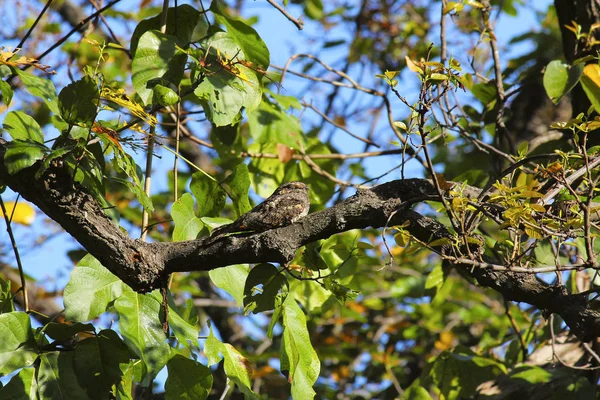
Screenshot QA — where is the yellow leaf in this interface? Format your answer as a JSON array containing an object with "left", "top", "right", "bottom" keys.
[
  {"left": 100, "top": 87, "right": 157, "bottom": 127},
  {"left": 584, "top": 64, "right": 600, "bottom": 87},
  {"left": 0, "top": 201, "right": 35, "bottom": 225},
  {"left": 466, "top": 0, "right": 485, "bottom": 8},
  {"left": 521, "top": 190, "right": 544, "bottom": 198},
  {"left": 443, "top": 2, "right": 462, "bottom": 14},
  {"left": 524, "top": 226, "right": 543, "bottom": 239},
  {"left": 394, "top": 231, "right": 410, "bottom": 247},
  {"left": 452, "top": 197, "right": 468, "bottom": 210},
  {"left": 384, "top": 70, "right": 400, "bottom": 80},
  {"left": 393, "top": 121, "right": 407, "bottom": 131},
  {"left": 529, "top": 204, "right": 546, "bottom": 213},
  {"left": 405, "top": 56, "right": 423, "bottom": 74},
  {"left": 581, "top": 64, "right": 600, "bottom": 113},
  {"left": 581, "top": 120, "right": 600, "bottom": 131},
  {"left": 429, "top": 237, "right": 453, "bottom": 247},
  {"left": 434, "top": 331, "right": 456, "bottom": 350},
  {"left": 429, "top": 73, "right": 448, "bottom": 82}
]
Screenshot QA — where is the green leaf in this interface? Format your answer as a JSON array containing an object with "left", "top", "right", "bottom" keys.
[
  {"left": 193, "top": 32, "right": 262, "bottom": 126},
  {"left": 0, "top": 367, "right": 37, "bottom": 399},
  {"left": 323, "top": 277, "right": 359, "bottom": 303},
  {"left": 64, "top": 254, "right": 124, "bottom": 322},
  {"left": 132, "top": 30, "right": 186, "bottom": 105},
  {"left": 510, "top": 365, "right": 552, "bottom": 383},
  {"left": 405, "top": 385, "right": 433, "bottom": 400},
  {"left": 543, "top": 60, "right": 582, "bottom": 104},
  {"left": 280, "top": 296, "right": 320, "bottom": 399},
  {"left": 0, "top": 312, "right": 38, "bottom": 375},
  {"left": 14, "top": 69, "right": 60, "bottom": 115},
  {"left": 171, "top": 193, "right": 203, "bottom": 241},
  {"left": 304, "top": 0, "right": 324, "bottom": 20},
  {"left": 0, "top": 80, "right": 13, "bottom": 107},
  {"left": 113, "top": 290, "right": 171, "bottom": 379},
  {"left": 267, "top": 300, "right": 283, "bottom": 339},
  {"left": 167, "top": 302, "right": 199, "bottom": 349},
  {"left": 211, "top": 1, "right": 270, "bottom": 70},
  {"left": 190, "top": 172, "right": 226, "bottom": 217},
  {"left": 302, "top": 242, "right": 328, "bottom": 270},
  {"left": 73, "top": 330, "right": 132, "bottom": 400},
  {"left": 247, "top": 95, "right": 304, "bottom": 148},
  {"left": 36, "top": 145, "right": 75, "bottom": 179},
  {"left": 153, "top": 84, "right": 180, "bottom": 106},
  {"left": 0, "top": 276, "right": 14, "bottom": 313},
  {"left": 37, "top": 352, "right": 89, "bottom": 400},
  {"left": 504, "top": 339, "right": 521, "bottom": 366},
  {"left": 200, "top": 216, "right": 233, "bottom": 234},
  {"left": 110, "top": 175, "right": 154, "bottom": 213},
  {"left": 268, "top": 91, "right": 302, "bottom": 110},
  {"left": 425, "top": 263, "right": 447, "bottom": 293},
  {"left": 221, "top": 343, "right": 259, "bottom": 399},
  {"left": 393, "top": 120, "right": 408, "bottom": 131},
  {"left": 209, "top": 264, "right": 249, "bottom": 307},
  {"left": 289, "top": 279, "right": 330, "bottom": 313},
  {"left": 116, "top": 361, "right": 135, "bottom": 400},
  {"left": 204, "top": 325, "right": 223, "bottom": 367},
  {"left": 299, "top": 139, "right": 340, "bottom": 207},
  {"left": 225, "top": 163, "right": 252, "bottom": 217},
  {"left": 109, "top": 151, "right": 154, "bottom": 212},
  {"left": 4, "top": 140, "right": 47, "bottom": 174},
  {"left": 470, "top": 81, "right": 497, "bottom": 108},
  {"left": 243, "top": 263, "right": 287, "bottom": 314},
  {"left": 58, "top": 75, "right": 99, "bottom": 127},
  {"left": 130, "top": 5, "right": 201, "bottom": 55},
  {"left": 164, "top": 354, "right": 212, "bottom": 400},
  {"left": 43, "top": 321, "right": 95, "bottom": 341},
  {"left": 203, "top": 326, "right": 259, "bottom": 399},
  {"left": 431, "top": 349, "right": 506, "bottom": 399}
]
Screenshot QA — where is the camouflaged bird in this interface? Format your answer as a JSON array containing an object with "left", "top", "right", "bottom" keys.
[{"left": 211, "top": 181, "right": 310, "bottom": 238}]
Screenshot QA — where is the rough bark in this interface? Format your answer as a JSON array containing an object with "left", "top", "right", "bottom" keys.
[{"left": 1, "top": 141, "right": 600, "bottom": 340}]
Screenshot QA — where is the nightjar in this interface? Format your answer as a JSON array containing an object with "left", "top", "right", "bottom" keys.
[{"left": 211, "top": 181, "right": 310, "bottom": 238}]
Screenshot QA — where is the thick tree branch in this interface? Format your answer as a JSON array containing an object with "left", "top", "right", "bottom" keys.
[{"left": 1, "top": 141, "right": 599, "bottom": 340}]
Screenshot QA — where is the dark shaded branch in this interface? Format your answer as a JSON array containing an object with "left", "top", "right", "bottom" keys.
[{"left": 1, "top": 140, "right": 599, "bottom": 340}]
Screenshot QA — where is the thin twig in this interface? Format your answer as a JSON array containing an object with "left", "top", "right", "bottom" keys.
[
  {"left": 274, "top": 56, "right": 424, "bottom": 163},
  {"left": 299, "top": 149, "right": 367, "bottom": 189},
  {"left": 140, "top": 0, "right": 170, "bottom": 241},
  {"left": 447, "top": 257, "right": 597, "bottom": 274},
  {"left": 265, "top": 0, "right": 304, "bottom": 30},
  {"left": 302, "top": 101, "right": 379, "bottom": 147},
  {"left": 8, "top": 0, "right": 122, "bottom": 84},
  {"left": 174, "top": 119, "right": 405, "bottom": 160},
  {"left": 505, "top": 300, "right": 527, "bottom": 361},
  {"left": 16, "top": 0, "right": 54, "bottom": 50},
  {"left": 172, "top": 102, "right": 181, "bottom": 202},
  {"left": 550, "top": 314, "right": 600, "bottom": 370},
  {"left": 0, "top": 196, "right": 29, "bottom": 312},
  {"left": 88, "top": 0, "right": 131, "bottom": 58},
  {"left": 140, "top": 125, "right": 156, "bottom": 240},
  {"left": 218, "top": 382, "right": 231, "bottom": 400},
  {"left": 168, "top": 96, "right": 182, "bottom": 291},
  {"left": 481, "top": 1, "right": 509, "bottom": 157},
  {"left": 541, "top": 155, "right": 600, "bottom": 205}
]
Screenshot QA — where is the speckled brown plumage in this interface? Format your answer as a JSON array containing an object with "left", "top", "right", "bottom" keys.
[{"left": 211, "top": 181, "right": 310, "bottom": 238}]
